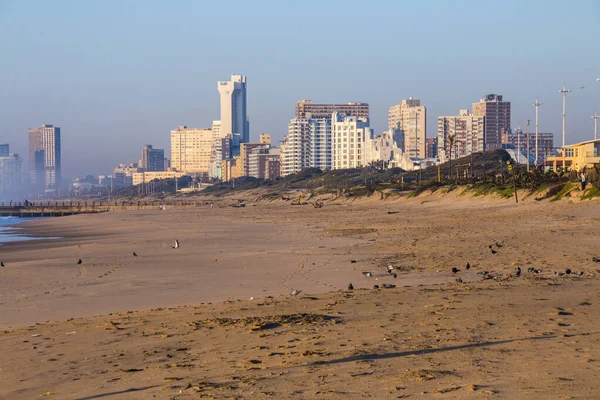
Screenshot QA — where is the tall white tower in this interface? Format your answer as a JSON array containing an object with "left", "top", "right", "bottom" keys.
[{"left": 217, "top": 75, "right": 249, "bottom": 143}]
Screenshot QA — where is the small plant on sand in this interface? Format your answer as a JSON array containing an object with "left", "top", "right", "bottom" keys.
[
  {"left": 582, "top": 185, "right": 600, "bottom": 200},
  {"left": 550, "top": 182, "right": 576, "bottom": 202}
]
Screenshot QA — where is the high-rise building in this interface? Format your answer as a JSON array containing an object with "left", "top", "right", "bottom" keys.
[
  {"left": 472, "top": 94, "right": 511, "bottom": 151},
  {"left": 280, "top": 119, "right": 311, "bottom": 176},
  {"left": 425, "top": 137, "right": 438, "bottom": 159},
  {"left": 332, "top": 112, "right": 374, "bottom": 169},
  {"left": 248, "top": 147, "right": 281, "bottom": 179},
  {"left": 140, "top": 145, "right": 165, "bottom": 172},
  {"left": 437, "top": 110, "right": 485, "bottom": 160},
  {"left": 170, "top": 126, "right": 213, "bottom": 173},
  {"left": 0, "top": 153, "right": 23, "bottom": 201},
  {"left": 308, "top": 119, "right": 332, "bottom": 171},
  {"left": 0, "top": 144, "right": 9, "bottom": 157},
  {"left": 295, "top": 100, "right": 369, "bottom": 120},
  {"left": 28, "top": 124, "right": 61, "bottom": 194},
  {"left": 388, "top": 98, "right": 426, "bottom": 158},
  {"left": 218, "top": 75, "right": 249, "bottom": 143},
  {"left": 240, "top": 142, "right": 266, "bottom": 176},
  {"left": 260, "top": 134, "right": 271, "bottom": 145}
]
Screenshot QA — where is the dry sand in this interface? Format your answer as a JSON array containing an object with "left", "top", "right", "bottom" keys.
[{"left": 1, "top": 191, "right": 600, "bottom": 399}]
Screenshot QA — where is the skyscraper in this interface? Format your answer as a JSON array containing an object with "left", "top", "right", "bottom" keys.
[
  {"left": 472, "top": 94, "right": 511, "bottom": 151},
  {"left": 140, "top": 145, "right": 165, "bottom": 171},
  {"left": 295, "top": 100, "right": 369, "bottom": 120},
  {"left": 437, "top": 110, "right": 485, "bottom": 160},
  {"left": 0, "top": 153, "right": 23, "bottom": 201},
  {"left": 388, "top": 98, "right": 426, "bottom": 158},
  {"left": 217, "top": 75, "right": 249, "bottom": 143},
  {"left": 28, "top": 124, "right": 61, "bottom": 194},
  {"left": 0, "top": 144, "right": 9, "bottom": 157}
]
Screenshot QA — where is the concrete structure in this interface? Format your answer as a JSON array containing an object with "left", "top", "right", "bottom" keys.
[
  {"left": 547, "top": 139, "right": 600, "bottom": 171},
  {"left": 170, "top": 126, "right": 213, "bottom": 173},
  {"left": 28, "top": 124, "right": 61, "bottom": 194},
  {"left": 425, "top": 137, "right": 438, "bottom": 159},
  {"left": 240, "top": 143, "right": 266, "bottom": 176},
  {"left": 309, "top": 119, "right": 332, "bottom": 171},
  {"left": 364, "top": 131, "right": 400, "bottom": 166},
  {"left": 280, "top": 119, "right": 311, "bottom": 176},
  {"left": 0, "top": 153, "right": 23, "bottom": 201},
  {"left": 140, "top": 145, "right": 165, "bottom": 171},
  {"left": 113, "top": 163, "right": 141, "bottom": 186},
  {"left": 388, "top": 99, "right": 426, "bottom": 158},
  {"left": 218, "top": 75, "right": 249, "bottom": 143},
  {"left": 503, "top": 130, "right": 554, "bottom": 164},
  {"left": 295, "top": 100, "right": 369, "bottom": 120},
  {"left": 332, "top": 112, "right": 373, "bottom": 169},
  {"left": 0, "top": 144, "right": 9, "bottom": 157},
  {"left": 248, "top": 147, "right": 281, "bottom": 179},
  {"left": 132, "top": 170, "right": 187, "bottom": 186},
  {"left": 260, "top": 134, "right": 271, "bottom": 145},
  {"left": 221, "top": 157, "right": 243, "bottom": 182},
  {"left": 473, "top": 94, "right": 510, "bottom": 151},
  {"left": 437, "top": 110, "right": 485, "bottom": 161}
]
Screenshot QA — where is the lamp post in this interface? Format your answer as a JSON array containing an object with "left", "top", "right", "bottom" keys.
[
  {"left": 559, "top": 82, "right": 571, "bottom": 170},
  {"left": 525, "top": 120, "right": 530, "bottom": 171},
  {"left": 533, "top": 98, "right": 543, "bottom": 167},
  {"left": 592, "top": 112, "right": 599, "bottom": 141}
]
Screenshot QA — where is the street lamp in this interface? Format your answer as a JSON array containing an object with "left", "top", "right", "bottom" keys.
[
  {"left": 592, "top": 113, "right": 599, "bottom": 141},
  {"left": 532, "top": 98, "right": 543, "bottom": 167},
  {"left": 559, "top": 82, "right": 571, "bottom": 170}
]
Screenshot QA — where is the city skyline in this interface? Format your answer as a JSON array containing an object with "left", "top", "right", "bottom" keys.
[{"left": 1, "top": 1, "right": 599, "bottom": 177}]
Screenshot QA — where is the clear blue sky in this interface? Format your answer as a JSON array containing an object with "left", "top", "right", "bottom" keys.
[{"left": 1, "top": 0, "right": 599, "bottom": 177}]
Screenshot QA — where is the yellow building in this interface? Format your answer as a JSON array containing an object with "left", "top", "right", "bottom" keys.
[
  {"left": 547, "top": 139, "right": 600, "bottom": 171},
  {"left": 132, "top": 171, "right": 187, "bottom": 186},
  {"left": 170, "top": 126, "right": 213, "bottom": 173},
  {"left": 221, "top": 157, "right": 243, "bottom": 182},
  {"left": 388, "top": 98, "right": 426, "bottom": 158}
]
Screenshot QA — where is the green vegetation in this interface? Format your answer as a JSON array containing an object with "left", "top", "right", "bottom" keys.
[
  {"left": 582, "top": 185, "right": 600, "bottom": 200},
  {"left": 550, "top": 183, "right": 576, "bottom": 202}
]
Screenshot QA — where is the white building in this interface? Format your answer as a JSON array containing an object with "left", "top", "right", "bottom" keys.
[
  {"left": 309, "top": 119, "right": 332, "bottom": 170},
  {"left": 332, "top": 112, "right": 374, "bottom": 169},
  {"left": 217, "top": 75, "right": 249, "bottom": 143},
  {"left": 0, "top": 153, "right": 23, "bottom": 201},
  {"left": 437, "top": 109, "right": 485, "bottom": 161},
  {"left": 280, "top": 119, "right": 311, "bottom": 176},
  {"left": 388, "top": 99, "right": 426, "bottom": 158},
  {"left": 364, "top": 131, "right": 399, "bottom": 166}
]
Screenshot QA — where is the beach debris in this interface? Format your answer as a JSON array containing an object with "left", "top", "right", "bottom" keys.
[
  {"left": 382, "top": 283, "right": 396, "bottom": 289},
  {"left": 491, "top": 249, "right": 497, "bottom": 255},
  {"left": 575, "top": 271, "right": 584, "bottom": 277},
  {"left": 466, "top": 263, "right": 470, "bottom": 270},
  {"left": 387, "top": 211, "right": 399, "bottom": 214},
  {"left": 555, "top": 272, "right": 565, "bottom": 277},
  {"left": 565, "top": 268, "right": 572, "bottom": 275},
  {"left": 215, "top": 259, "right": 219, "bottom": 263},
  {"left": 455, "top": 278, "right": 463, "bottom": 283},
  {"left": 515, "top": 267, "right": 521, "bottom": 277},
  {"left": 77, "top": 259, "right": 83, "bottom": 265},
  {"left": 596, "top": 269, "right": 600, "bottom": 274},
  {"left": 120, "top": 368, "right": 144, "bottom": 373},
  {"left": 0, "top": 261, "right": 4, "bottom": 267},
  {"left": 387, "top": 265, "right": 394, "bottom": 272},
  {"left": 393, "top": 273, "right": 398, "bottom": 278},
  {"left": 31, "top": 333, "right": 41, "bottom": 337},
  {"left": 593, "top": 257, "right": 600, "bottom": 263},
  {"left": 164, "top": 377, "right": 182, "bottom": 381},
  {"left": 65, "top": 331, "right": 76, "bottom": 335},
  {"left": 350, "top": 259, "right": 359, "bottom": 263},
  {"left": 451, "top": 267, "right": 460, "bottom": 274},
  {"left": 291, "top": 289, "right": 301, "bottom": 296},
  {"left": 40, "top": 392, "right": 52, "bottom": 397},
  {"left": 495, "top": 242, "right": 503, "bottom": 248},
  {"left": 133, "top": 252, "right": 138, "bottom": 257},
  {"left": 373, "top": 285, "right": 380, "bottom": 289},
  {"left": 478, "top": 271, "right": 489, "bottom": 275},
  {"left": 528, "top": 267, "right": 541, "bottom": 274},
  {"left": 347, "top": 283, "right": 354, "bottom": 290},
  {"left": 362, "top": 272, "right": 373, "bottom": 278},
  {"left": 172, "top": 239, "right": 180, "bottom": 249}
]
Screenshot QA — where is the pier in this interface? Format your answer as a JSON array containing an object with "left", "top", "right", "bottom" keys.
[{"left": 0, "top": 200, "right": 210, "bottom": 217}]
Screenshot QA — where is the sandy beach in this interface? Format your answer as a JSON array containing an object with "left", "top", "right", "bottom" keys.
[{"left": 1, "top": 191, "right": 600, "bottom": 399}]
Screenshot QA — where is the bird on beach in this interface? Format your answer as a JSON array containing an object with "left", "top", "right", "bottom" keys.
[
  {"left": 373, "top": 285, "right": 380, "bottom": 289},
  {"left": 347, "top": 283, "right": 354, "bottom": 290},
  {"left": 133, "top": 252, "right": 138, "bottom": 257},
  {"left": 0, "top": 261, "right": 4, "bottom": 267},
  {"left": 77, "top": 259, "right": 82, "bottom": 265},
  {"left": 565, "top": 268, "right": 572, "bottom": 275},
  {"left": 382, "top": 283, "right": 396, "bottom": 289},
  {"left": 495, "top": 242, "right": 503, "bottom": 248},
  {"left": 393, "top": 273, "right": 398, "bottom": 279},
  {"left": 451, "top": 267, "right": 460, "bottom": 274},
  {"left": 491, "top": 249, "right": 498, "bottom": 255},
  {"left": 291, "top": 289, "right": 301, "bottom": 296},
  {"left": 362, "top": 272, "right": 373, "bottom": 277},
  {"left": 575, "top": 271, "right": 584, "bottom": 277},
  {"left": 172, "top": 239, "right": 180, "bottom": 249},
  {"left": 515, "top": 267, "right": 521, "bottom": 277},
  {"left": 466, "top": 263, "right": 471, "bottom": 270}
]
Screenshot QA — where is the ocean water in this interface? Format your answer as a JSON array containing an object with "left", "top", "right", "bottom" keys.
[{"left": 0, "top": 216, "right": 46, "bottom": 245}]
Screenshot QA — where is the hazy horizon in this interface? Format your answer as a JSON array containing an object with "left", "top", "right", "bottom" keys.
[{"left": 1, "top": 0, "right": 599, "bottom": 179}]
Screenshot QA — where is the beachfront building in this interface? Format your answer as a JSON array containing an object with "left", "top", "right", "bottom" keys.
[
  {"left": 280, "top": 119, "right": 311, "bottom": 176},
  {"left": 248, "top": 147, "right": 281, "bottom": 179},
  {"left": 295, "top": 100, "right": 369, "bottom": 120},
  {"left": 547, "top": 139, "right": 600, "bottom": 172},
  {"left": 131, "top": 170, "right": 187, "bottom": 186},
  {"left": 388, "top": 98, "right": 426, "bottom": 158},
  {"left": 472, "top": 94, "right": 511, "bottom": 151},
  {"left": 170, "top": 126, "right": 213, "bottom": 173},
  {"left": 425, "top": 137, "right": 438, "bottom": 159},
  {"left": 503, "top": 130, "right": 554, "bottom": 164},
  {"left": 112, "top": 163, "right": 141, "bottom": 187},
  {"left": 0, "top": 153, "right": 23, "bottom": 201},
  {"left": 332, "top": 112, "right": 374, "bottom": 169},
  {"left": 218, "top": 75, "right": 249, "bottom": 143},
  {"left": 437, "top": 110, "right": 485, "bottom": 161},
  {"left": 363, "top": 131, "right": 400, "bottom": 166},
  {"left": 0, "top": 144, "right": 8, "bottom": 157},
  {"left": 28, "top": 124, "right": 61, "bottom": 195},
  {"left": 140, "top": 145, "right": 165, "bottom": 171}
]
